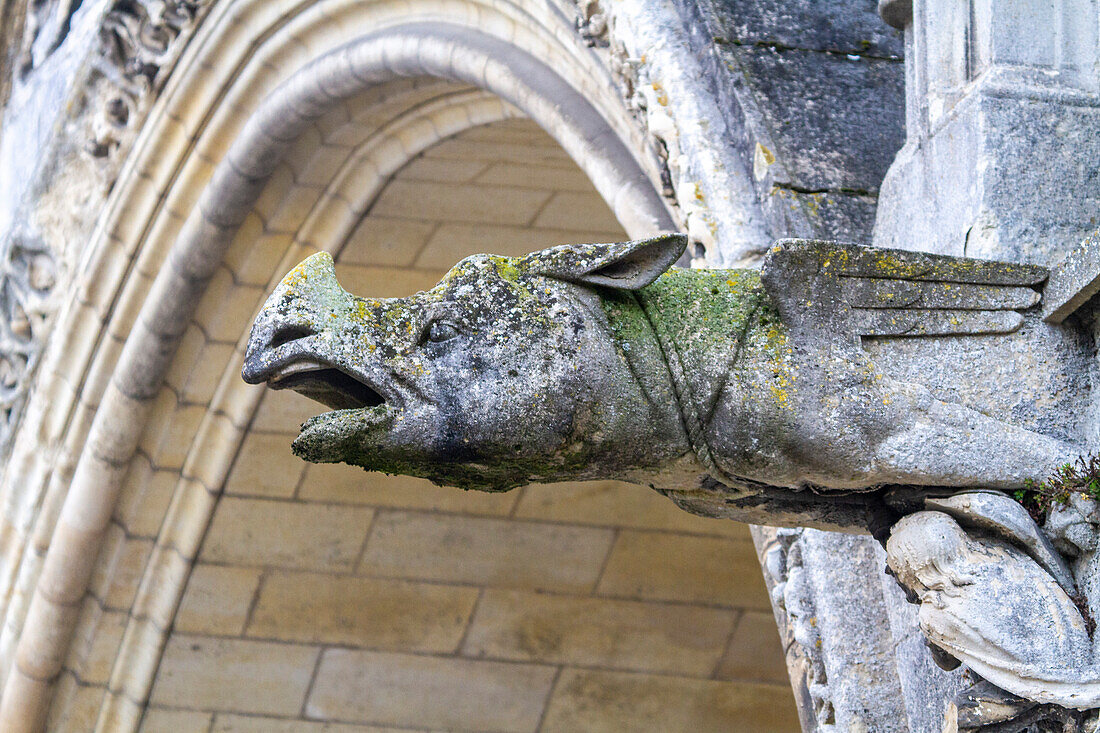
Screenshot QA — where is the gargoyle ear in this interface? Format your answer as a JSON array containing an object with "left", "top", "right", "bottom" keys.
[{"left": 520, "top": 233, "right": 687, "bottom": 290}]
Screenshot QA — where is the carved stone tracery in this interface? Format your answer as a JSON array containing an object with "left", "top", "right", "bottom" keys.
[
  {"left": 0, "top": 0, "right": 211, "bottom": 459},
  {"left": 87, "top": 0, "right": 212, "bottom": 157},
  {"left": 0, "top": 234, "right": 55, "bottom": 444}
]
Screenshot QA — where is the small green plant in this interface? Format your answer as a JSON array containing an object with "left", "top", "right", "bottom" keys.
[{"left": 1014, "top": 454, "right": 1100, "bottom": 523}]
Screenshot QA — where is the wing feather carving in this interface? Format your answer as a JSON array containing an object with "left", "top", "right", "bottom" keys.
[{"left": 761, "top": 240, "right": 1048, "bottom": 341}]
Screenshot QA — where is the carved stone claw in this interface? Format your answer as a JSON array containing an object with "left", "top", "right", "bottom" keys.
[
  {"left": 886, "top": 511, "right": 1100, "bottom": 711},
  {"left": 951, "top": 680, "right": 1037, "bottom": 731},
  {"left": 925, "top": 490, "right": 1077, "bottom": 597}
]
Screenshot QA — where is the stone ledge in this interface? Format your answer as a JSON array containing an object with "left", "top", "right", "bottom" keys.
[{"left": 1043, "top": 228, "right": 1100, "bottom": 323}]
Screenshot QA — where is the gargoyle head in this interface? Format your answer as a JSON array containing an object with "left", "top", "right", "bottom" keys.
[{"left": 242, "top": 234, "right": 689, "bottom": 490}]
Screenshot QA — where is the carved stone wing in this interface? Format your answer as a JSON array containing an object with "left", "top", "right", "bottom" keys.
[{"left": 760, "top": 240, "right": 1048, "bottom": 347}]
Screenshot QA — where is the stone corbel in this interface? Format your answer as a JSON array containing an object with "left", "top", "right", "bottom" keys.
[{"left": 886, "top": 492, "right": 1100, "bottom": 730}]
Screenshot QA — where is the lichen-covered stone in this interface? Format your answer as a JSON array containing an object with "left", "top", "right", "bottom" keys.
[{"left": 243, "top": 235, "right": 1083, "bottom": 532}]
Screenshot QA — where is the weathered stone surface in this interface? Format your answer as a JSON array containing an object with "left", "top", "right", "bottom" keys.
[
  {"left": 875, "top": 94, "right": 1100, "bottom": 265},
  {"left": 768, "top": 188, "right": 880, "bottom": 245},
  {"left": 242, "top": 236, "right": 1082, "bottom": 533},
  {"left": 690, "top": 0, "right": 904, "bottom": 57},
  {"left": 717, "top": 45, "right": 906, "bottom": 191},
  {"left": 887, "top": 509, "right": 1100, "bottom": 709},
  {"left": 669, "top": 0, "right": 905, "bottom": 243},
  {"left": 792, "top": 530, "right": 910, "bottom": 732},
  {"left": 1043, "top": 229, "right": 1100, "bottom": 324}
]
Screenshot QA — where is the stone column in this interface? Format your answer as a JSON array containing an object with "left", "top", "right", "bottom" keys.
[{"left": 871, "top": 1, "right": 1100, "bottom": 730}]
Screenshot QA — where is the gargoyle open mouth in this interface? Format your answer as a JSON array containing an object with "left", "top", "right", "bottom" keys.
[{"left": 268, "top": 362, "right": 386, "bottom": 411}]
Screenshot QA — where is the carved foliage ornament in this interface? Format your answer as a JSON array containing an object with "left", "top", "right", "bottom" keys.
[
  {"left": 0, "top": 235, "right": 56, "bottom": 448},
  {"left": 87, "top": 0, "right": 212, "bottom": 158},
  {"left": 0, "top": 0, "right": 209, "bottom": 458}
]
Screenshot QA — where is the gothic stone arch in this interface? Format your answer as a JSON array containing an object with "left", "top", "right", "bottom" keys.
[{"left": 0, "top": 1, "right": 686, "bottom": 728}]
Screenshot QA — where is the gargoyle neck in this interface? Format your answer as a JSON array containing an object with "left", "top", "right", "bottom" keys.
[
  {"left": 593, "top": 287, "right": 697, "bottom": 479},
  {"left": 632, "top": 268, "right": 768, "bottom": 490}
]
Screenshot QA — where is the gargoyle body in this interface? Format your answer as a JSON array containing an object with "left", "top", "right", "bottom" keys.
[
  {"left": 242, "top": 234, "right": 1080, "bottom": 533},
  {"left": 243, "top": 234, "right": 1100, "bottom": 716}
]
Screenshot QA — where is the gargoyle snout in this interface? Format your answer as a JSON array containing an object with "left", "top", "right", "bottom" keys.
[{"left": 242, "top": 251, "right": 349, "bottom": 384}]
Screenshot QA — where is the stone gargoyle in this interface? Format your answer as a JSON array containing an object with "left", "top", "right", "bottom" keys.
[
  {"left": 242, "top": 233, "right": 1077, "bottom": 531},
  {"left": 242, "top": 233, "right": 1100, "bottom": 715}
]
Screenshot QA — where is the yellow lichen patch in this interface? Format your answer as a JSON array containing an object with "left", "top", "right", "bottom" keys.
[
  {"left": 651, "top": 81, "right": 669, "bottom": 106},
  {"left": 762, "top": 326, "right": 794, "bottom": 410}
]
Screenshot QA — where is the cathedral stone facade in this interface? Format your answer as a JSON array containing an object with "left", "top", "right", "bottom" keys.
[{"left": 0, "top": 0, "right": 1095, "bottom": 731}]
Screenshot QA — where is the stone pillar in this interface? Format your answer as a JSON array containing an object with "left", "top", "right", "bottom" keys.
[
  {"left": 875, "top": 0, "right": 1100, "bottom": 265},
  {"left": 871, "top": 1, "right": 1100, "bottom": 730}
]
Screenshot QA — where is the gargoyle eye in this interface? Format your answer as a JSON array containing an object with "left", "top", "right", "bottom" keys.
[{"left": 424, "top": 320, "right": 461, "bottom": 343}]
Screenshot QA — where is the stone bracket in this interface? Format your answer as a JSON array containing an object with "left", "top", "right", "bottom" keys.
[{"left": 1043, "top": 229, "right": 1100, "bottom": 324}]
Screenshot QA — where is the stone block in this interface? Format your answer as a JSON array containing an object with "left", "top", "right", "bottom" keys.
[
  {"left": 398, "top": 156, "right": 489, "bottom": 183},
  {"left": 49, "top": 678, "right": 105, "bottom": 733},
  {"left": 175, "top": 564, "right": 263, "bottom": 636},
  {"left": 115, "top": 457, "right": 178, "bottom": 537},
  {"left": 424, "top": 138, "right": 576, "bottom": 167},
  {"left": 151, "top": 635, "right": 319, "bottom": 716},
  {"left": 98, "top": 535, "right": 155, "bottom": 611},
  {"left": 359, "top": 510, "right": 613, "bottom": 592},
  {"left": 875, "top": 93, "right": 1100, "bottom": 264},
  {"left": 331, "top": 264, "right": 444, "bottom": 299},
  {"left": 141, "top": 397, "right": 208, "bottom": 470},
  {"left": 476, "top": 162, "right": 598, "bottom": 192},
  {"left": 200, "top": 497, "right": 374, "bottom": 570},
  {"left": 339, "top": 216, "right": 435, "bottom": 269},
  {"left": 597, "top": 530, "right": 771, "bottom": 609},
  {"left": 720, "top": 45, "right": 905, "bottom": 191},
  {"left": 514, "top": 480, "right": 754, "bottom": 537},
  {"left": 541, "top": 669, "right": 800, "bottom": 732},
  {"left": 462, "top": 589, "right": 735, "bottom": 675},
  {"left": 224, "top": 228, "right": 295, "bottom": 288},
  {"left": 265, "top": 184, "right": 325, "bottom": 234},
  {"left": 250, "top": 391, "right": 321, "bottom": 434},
  {"left": 769, "top": 187, "right": 879, "bottom": 243},
  {"left": 68, "top": 608, "right": 128, "bottom": 685},
  {"left": 297, "top": 464, "right": 519, "bottom": 515},
  {"left": 714, "top": 610, "right": 791, "bottom": 684},
  {"left": 246, "top": 570, "right": 477, "bottom": 651},
  {"left": 459, "top": 119, "right": 561, "bottom": 145},
  {"left": 414, "top": 224, "right": 623, "bottom": 271},
  {"left": 178, "top": 340, "right": 238, "bottom": 405},
  {"left": 684, "top": 0, "right": 904, "bottom": 57},
  {"left": 306, "top": 649, "right": 556, "bottom": 731},
  {"left": 192, "top": 269, "right": 264, "bottom": 344},
  {"left": 531, "top": 192, "right": 624, "bottom": 233},
  {"left": 211, "top": 713, "right": 398, "bottom": 732},
  {"left": 370, "top": 180, "right": 552, "bottom": 226},
  {"left": 224, "top": 431, "right": 308, "bottom": 498},
  {"left": 1044, "top": 229, "right": 1100, "bottom": 323},
  {"left": 140, "top": 708, "right": 214, "bottom": 733}
]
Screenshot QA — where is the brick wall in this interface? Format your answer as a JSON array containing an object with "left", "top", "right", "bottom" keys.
[{"left": 144, "top": 119, "right": 799, "bottom": 732}]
